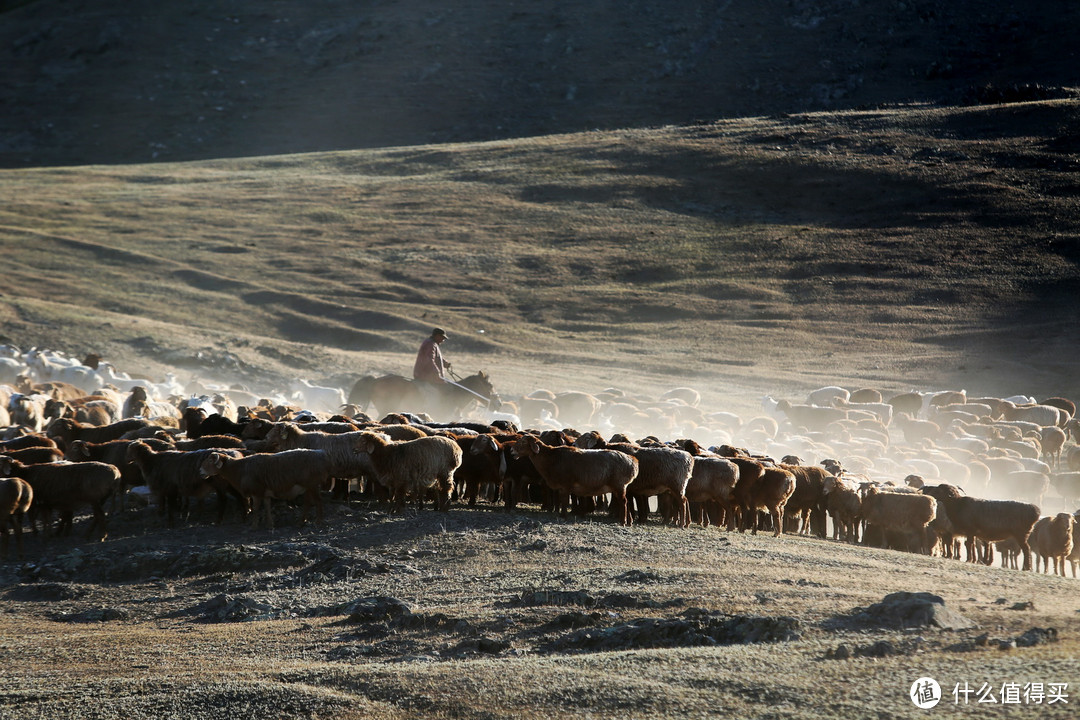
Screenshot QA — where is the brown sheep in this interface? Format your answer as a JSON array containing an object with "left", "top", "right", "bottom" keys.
[
  {"left": 779, "top": 462, "right": 831, "bottom": 537},
  {"left": 744, "top": 466, "right": 796, "bottom": 537},
  {"left": 1068, "top": 511, "right": 1080, "bottom": 578},
  {"left": 0, "top": 457, "right": 119, "bottom": 541},
  {"left": 198, "top": 449, "right": 333, "bottom": 530},
  {"left": 678, "top": 442, "right": 739, "bottom": 528},
  {"left": 453, "top": 434, "right": 504, "bottom": 507},
  {"left": 46, "top": 416, "right": 155, "bottom": 450},
  {"left": 822, "top": 475, "right": 862, "bottom": 542},
  {"left": 355, "top": 432, "right": 464, "bottom": 512},
  {"left": 574, "top": 432, "right": 692, "bottom": 527},
  {"left": 1038, "top": 425, "right": 1067, "bottom": 468},
  {"left": 0, "top": 476, "right": 32, "bottom": 558},
  {"left": 552, "top": 391, "right": 602, "bottom": 428},
  {"left": 1050, "top": 472, "right": 1080, "bottom": 508},
  {"left": 511, "top": 434, "right": 637, "bottom": 525},
  {"left": 0, "top": 435, "right": 58, "bottom": 453},
  {"left": 860, "top": 487, "right": 937, "bottom": 554},
  {"left": 713, "top": 450, "right": 767, "bottom": 533},
  {"left": 923, "top": 487, "right": 1040, "bottom": 570},
  {"left": 1, "top": 445, "right": 65, "bottom": 465},
  {"left": 125, "top": 441, "right": 243, "bottom": 526},
  {"left": 264, "top": 422, "right": 376, "bottom": 478},
  {"left": 1030, "top": 513, "right": 1075, "bottom": 576}
]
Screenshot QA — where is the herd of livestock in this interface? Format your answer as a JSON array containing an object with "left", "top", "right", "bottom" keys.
[{"left": 2, "top": 345, "right": 1080, "bottom": 580}]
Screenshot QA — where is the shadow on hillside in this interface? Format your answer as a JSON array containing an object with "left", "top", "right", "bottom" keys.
[{"left": 516, "top": 141, "right": 1032, "bottom": 231}]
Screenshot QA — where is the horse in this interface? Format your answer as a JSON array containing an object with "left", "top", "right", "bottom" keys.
[{"left": 348, "top": 371, "right": 496, "bottom": 421}]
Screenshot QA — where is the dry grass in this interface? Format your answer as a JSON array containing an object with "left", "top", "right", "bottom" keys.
[
  {"left": 3, "top": 98, "right": 1080, "bottom": 718},
  {"left": 1, "top": 504, "right": 1078, "bottom": 719},
  {"left": 3, "top": 100, "right": 1080, "bottom": 417}
]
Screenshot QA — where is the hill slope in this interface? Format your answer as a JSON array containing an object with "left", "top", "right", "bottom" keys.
[
  {"left": 2, "top": 99, "right": 1079, "bottom": 414},
  {"left": 2, "top": 0, "right": 1078, "bottom": 167}
]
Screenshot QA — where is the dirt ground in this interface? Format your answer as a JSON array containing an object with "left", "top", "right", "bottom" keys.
[{"left": 0, "top": 490, "right": 1077, "bottom": 719}]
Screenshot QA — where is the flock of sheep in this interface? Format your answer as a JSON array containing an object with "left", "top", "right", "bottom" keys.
[{"left": 1, "top": 345, "right": 1079, "bottom": 581}]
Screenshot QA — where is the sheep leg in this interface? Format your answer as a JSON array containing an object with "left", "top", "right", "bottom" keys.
[
  {"left": 86, "top": 503, "right": 108, "bottom": 541},
  {"left": 1018, "top": 540, "right": 1032, "bottom": 571},
  {"left": 772, "top": 506, "right": 785, "bottom": 538}
]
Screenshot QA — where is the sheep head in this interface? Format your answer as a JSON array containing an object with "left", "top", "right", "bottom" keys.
[
  {"left": 198, "top": 453, "right": 225, "bottom": 478},
  {"left": 511, "top": 435, "right": 540, "bottom": 459}
]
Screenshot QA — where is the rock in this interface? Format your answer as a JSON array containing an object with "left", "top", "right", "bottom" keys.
[
  {"left": 1009, "top": 601, "right": 1035, "bottom": 611},
  {"left": 545, "top": 612, "right": 800, "bottom": 653},
  {"left": 197, "top": 593, "right": 280, "bottom": 623},
  {"left": 51, "top": 606, "right": 132, "bottom": 623},
  {"left": 519, "top": 540, "right": 548, "bottom": 552},
  {"left": 341, "top": 596, "right": 414, "bottom": 624},
  {"left": 859, "top": 640, "right": 898, "bottom": 657},
  {"left": 832, "top": 643, "right": 852, "bottom": 660},
  {"left": 845, "top": 591, "right": 976, "bottom": 631},
  {"left": 616, "top": 569, "right": 663, "bottom": 583},
  {"left": 1015, "top": 627, "right": 1058, "bottom": 647}
]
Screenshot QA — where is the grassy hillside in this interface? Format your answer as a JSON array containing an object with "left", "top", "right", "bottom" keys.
[{"left": 3, "top": 99, "right": 1079, "bottom": 415}]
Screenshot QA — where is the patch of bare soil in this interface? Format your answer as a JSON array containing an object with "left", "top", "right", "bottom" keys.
[{"left": 1, "top": 498, "right": 1077, "bottom": 719}]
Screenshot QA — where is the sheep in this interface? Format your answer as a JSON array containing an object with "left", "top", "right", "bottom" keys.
[
  {"left": 553, "top": 391, "right": 602, "bottom": 428},
  {"left": 996, "top": 538, "right": 1022, "bottom": 570},
  {"left": 183, "top": 408, "right": 273, "bottom": 441},
  {"left": 125, "top": 441, "right": 243, "bottom": 526},
  {"left": 1, "top": 445, "right": 65, "bottom": 465},
  {"left": 713, "top": 450, "right": 767, "bottom": 533},
  {"left": 1068, "top": 512, "right": 1080, "bottom": 578},
  {"left": 744, "top": 466, "right": 796, "bottom": 537},
  {"left": 468, "top": 433, "right": 549, "bottom": 513},
  {"left": 123, "top": 386, "right": 182, "bottom": 422},
  {"left": 46, "top": 416, "right": 155, "bottom": 450},
  {"left": 511, "top": 434, "right": 637, "bottom": 525},
  {"left": 860, "top": 487, "right": 937, "bottom": 554},
  {"left": 453, "top": 434, "right": 505, "bottom": 507},
  {"left": 659, "top": 387, "right": 701, "bottom": 407},
  {"left": 198, "top": 449, "right": 333, "bottom": 530},
  {"left": 849, "top": 388, "right": 883, "bottom": 404},
  {"left": 1030, "top": 513, "right": 1075, "bottom": 576},
  {"left": 0, "top": 434, "right": 57, "bottom": 453},
  {"left": 1038, "top": 425, "right": 1067, "bottom": 468},
  {"left": 354, "top": 432, "right": 464, "bottom": 512},
  {"left": 290, "top": 379, "right": 348, "bottom": 414},
  {"left": 0, "top": 476, "right": 32, "bottom": 558},
  {"left": 806, "top": 386, "right": 850, "bottom": 407},
  {"left": 778, "top": 461, "right": 831, "bottom": 537},
  {"left": 8, "top": 393, "right": 49, "bottom": 432},
  {"left": 833, "top": 398, "right": 893, "bottom": 426},
  {"left": 681, "top": 450, "right": 738, "bottom": 528},
  {"left": 0, "top": 457, "right": 120, "bottom": 540},
  {"left": 573, "top": 432, "right": 692, "bottom": 526},
  {"left": 1050, "top": 472, "right": 1080, "bottom": 507},
  {"left": 65, "top": 437, "right": 152, "bottom": 509},
  {"left": 922, "top": 486, "right": 1040, "bottom": 570},
  {"left": 1042, "top": 396, "right": 1077, "bottom": 420},
  {"left": 999, "top": 400, "right": 1067, "bottom": 428},
  {"left": 892, "top": 414, "right": 941, "bottom": 444},
  {"left": 822, "top": 474, "right": 862, "bottom": 542},
  {"left": 263, "top": 422, "right": 373, "bottom": 481},
  {"left": 995, "top": 470, "right": 1049, "bottom": 506},
  {"left": 769, "top": 398, "right": 847, "bottom": 433}
]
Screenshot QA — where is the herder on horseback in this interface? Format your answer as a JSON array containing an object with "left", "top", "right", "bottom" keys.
[{"left": 413, "top": 327, "right": 452, "bottom": 407}]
